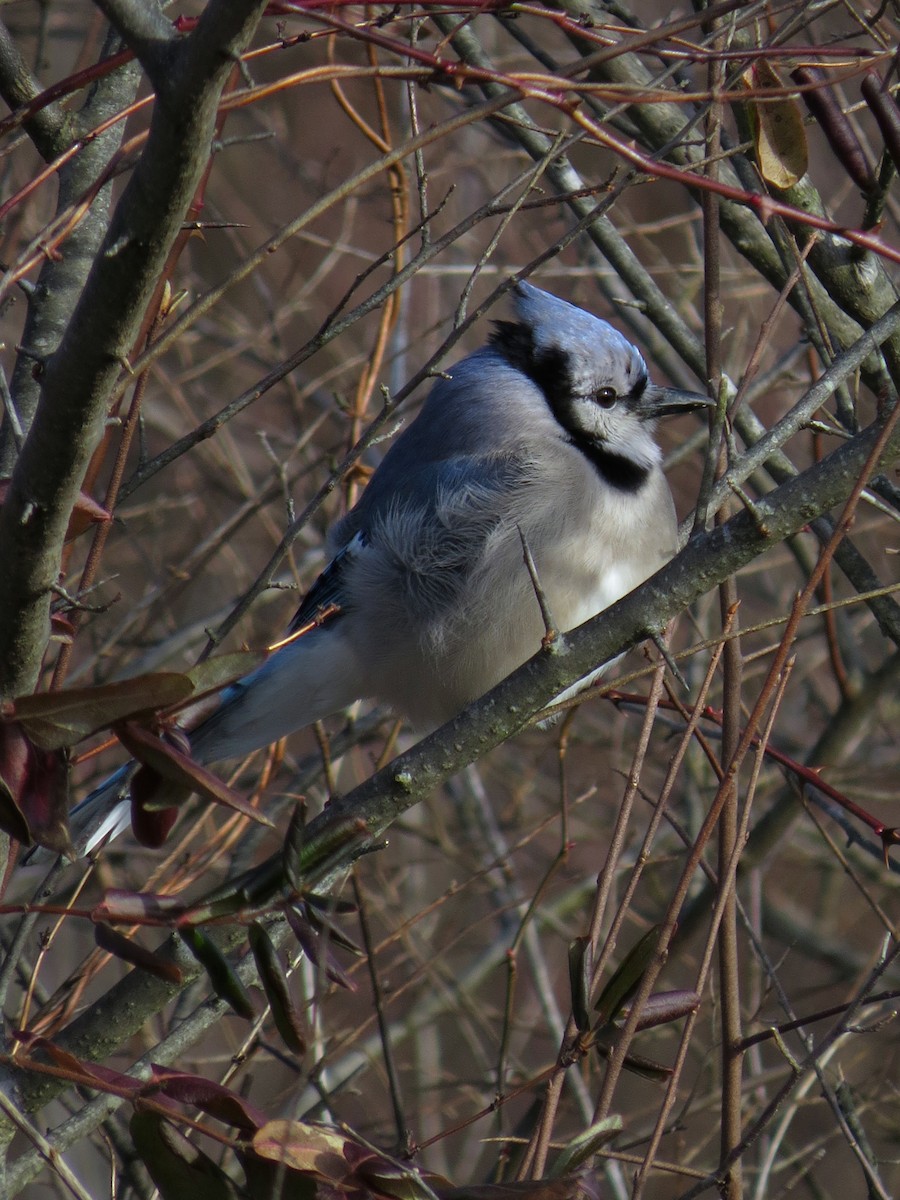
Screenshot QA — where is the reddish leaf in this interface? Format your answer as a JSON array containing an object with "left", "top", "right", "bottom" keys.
[
  {"left": 94, "top": 923, "right": 184, "bottom": 984},
  {"left": 249, "top": 1119, "right": 456, "bottom": 1197},
  {"left": 298, "top": 897, "right": 362, "bottom": 956},
  {"left": 13, "top": 1032, "right": 89, "bottom": 1080},
  {"left": 13, "top": 1034, "right": 150, "bottom": 1100},
  {"left": 10, "top": 675, "right": 195, "bottom": 751},
  {"left": 65, "top": 491, "right": 111, "bottom": 542},
  {"left": 49, "top": 612, "right": 76, "bottom": 644},
  {"left": 0, "top": 723, "right": 33, "bottom": 844},
  {"left": 150, "top": 1066, "right": 267, "bottom": 1132},
  {"left": 130, "top": 757, "right": 191, "bottom": 814},
  {"left": 0, "top": 724, "right": 71, "bottom": 855},
  {"left": 116, "top": 721, "right": 273, "bottom": 827},
  {"left": 130, "top": 802, "right": 180, "bottom": 848},
  {"left": 285, "top": 905, "right": 356, "bottom": 991},
  {"left": 130, "top": 765, "right": 183, "bottom": 848},
  {"left": 625, "top": 990, "right": 701, "bottom": 1031},
  {"left": 20, "top": 744, "right": 72, "bottom": 856},
  {"left": 92, "top": 888, "right": 188, "bottom": 924},
  {"left": 80, "top": 1057, "right": 156, "bottom": 1097}
]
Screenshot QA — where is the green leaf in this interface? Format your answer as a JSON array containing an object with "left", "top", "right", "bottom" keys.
[
  {"left": 181, "top": 651, "right": 265, "bottom": 698},
  {"left": 548, "top": 1116, "right": 623, "bottom": 1178},
  {"left": 567, "top": 936, "right": 592, "bottom": 1033},
  {"left": 282, "top": 802, "right": 307, "bottom": 893},
  {"left": 594, "top": 925, "right": 663, "bottom": 1026},
  {"left": 249, "top": 922, "right": 306, "bottom": 1056},
  {"left": 356, "top": 1157, "right": 445, "bottom": 1200},
  {"left": 180, "top": 926, "right": 255, "bottom": 1020},
  {"left": 130, "top": 1111, "right": 243, "bottom": 1200}
]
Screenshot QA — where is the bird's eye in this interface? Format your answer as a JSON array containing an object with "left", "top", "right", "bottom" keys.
[{"left": 595, "top": 387, "right": 617, "bottom": 408}]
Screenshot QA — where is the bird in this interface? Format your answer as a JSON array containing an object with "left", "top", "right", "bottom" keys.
[{"left": 61, "top": 280, "right": 709, "bottom": 857}]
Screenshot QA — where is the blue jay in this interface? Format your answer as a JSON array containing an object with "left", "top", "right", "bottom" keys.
[{"left": 66, "top": 281, "right": 709, "bottom": 855}]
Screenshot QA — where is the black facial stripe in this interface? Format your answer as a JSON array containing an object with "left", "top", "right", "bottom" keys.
[
  {"left": 630, "top": 372, "right": 648, "bottom": 402},
  {"left": 573, "top": 442, "right": 650, "bottom": 493},
  {"left": 491, "top": 320, "right": 650, "bottom": 493},
  {"left": 491, "top": 321, "right": 575, "bottom": 417}
]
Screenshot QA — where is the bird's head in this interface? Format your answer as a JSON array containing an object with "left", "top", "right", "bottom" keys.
[{"left": 491, "top": 280, "right": 710, "bottom": 475}]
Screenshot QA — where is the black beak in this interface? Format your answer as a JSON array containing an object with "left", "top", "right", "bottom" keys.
[{"left": 642, "top": 384, "right": 714, "bottom": 418}]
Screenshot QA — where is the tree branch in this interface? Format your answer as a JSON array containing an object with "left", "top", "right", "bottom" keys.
[
  {"left": 0, "top": 1, "right": 268, "bottom": 698},
  {"left": 5, "top": 401, "right": 897, "bottom": 1125},
  {"left": 0, "top": 19, "right": 71, "bottom": 159}
]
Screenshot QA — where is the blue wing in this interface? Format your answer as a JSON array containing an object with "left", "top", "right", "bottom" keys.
[{"left": 287, "top": 530, "right": 368, "bottom": 635}]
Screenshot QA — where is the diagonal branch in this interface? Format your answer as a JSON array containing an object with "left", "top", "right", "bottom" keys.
[{"left": 5, "top": 400, "right": 898, "bottom": 1127}]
